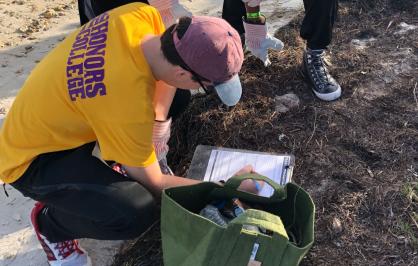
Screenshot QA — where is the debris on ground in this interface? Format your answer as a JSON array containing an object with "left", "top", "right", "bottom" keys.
[{"left": 114, "top": 1, "right": 418, "bottom": 265}]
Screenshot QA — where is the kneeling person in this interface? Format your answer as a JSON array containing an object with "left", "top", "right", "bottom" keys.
[{"left": 0, "top": 3, "right": 247, "bottom": 265}]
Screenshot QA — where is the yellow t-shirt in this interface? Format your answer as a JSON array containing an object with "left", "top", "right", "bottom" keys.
[{"left": 0, "top": 3, "right": 165, "bottom": 183}]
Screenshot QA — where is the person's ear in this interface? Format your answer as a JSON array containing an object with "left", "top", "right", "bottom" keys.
[{"left": 172, "top": 66, "right": 192, "bottom": 81}]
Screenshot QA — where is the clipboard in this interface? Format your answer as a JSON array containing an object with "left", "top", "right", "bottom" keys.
[{"left": 187, "top": 145, "right": 295, "bottom": 197}]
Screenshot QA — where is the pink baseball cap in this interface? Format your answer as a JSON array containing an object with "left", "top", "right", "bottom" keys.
[{"left": 173, "top": 16, "right": 244, "bottom": 106}]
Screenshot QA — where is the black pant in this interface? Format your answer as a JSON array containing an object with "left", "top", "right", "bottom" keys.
[
  {"left": 222, "top": 0, "right": 338, "bottom": 49},
  {"left": 222, "top": 0, "right": 247, "bottom": 35},
  {"left": 169, "top": 89, "right": 191, "bottom": 120},
  {"left": 11, "top": 142, "right": 157, "bottom": 242},
  {"left": 78, "top": 0, "right": 149, "bottom": 25},
  {"left": 79, "top": 0, "right": 338, "bottom": 49}
]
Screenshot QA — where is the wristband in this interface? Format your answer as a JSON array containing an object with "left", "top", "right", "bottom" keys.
[{"left": 252, "top": 179, "right": 261, "bottom": 192}]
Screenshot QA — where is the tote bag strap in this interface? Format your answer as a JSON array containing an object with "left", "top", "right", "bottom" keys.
[
  {"left": 224, "top": 174, "right": 286, "bottom": 202},
  {"left": 230, "top": 209, "right": 288, "bottom": 240},
  {"left": 209, "top": 209, "right": 289, "bottom": 266}
]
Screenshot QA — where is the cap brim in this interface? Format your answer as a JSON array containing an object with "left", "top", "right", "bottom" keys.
[{"left": 214, "top": 74, "right": 242, "bottom": 106}]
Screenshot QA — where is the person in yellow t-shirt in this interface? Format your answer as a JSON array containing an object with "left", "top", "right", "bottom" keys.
[
  {"left": 73, "top": 1, "right": 280, "bottom": 177},
  {"left": 0, "top": 3, "right": 262, "bottom": 265}
]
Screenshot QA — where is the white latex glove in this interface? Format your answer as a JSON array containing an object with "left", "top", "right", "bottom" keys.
[
  {"left": 148, "top": 0, "right": 192, "bottom": 28},
  {"left": 243, "top": 21, "right": 284, "bottom": 67},
  {"left": 152, "top": 118, "right": 174, "bottom": 175},
  {"left": 241, "top": 0, "right": 265, "bottom": 7},
  {"left": 152, "top": 118, "right": 171, "bottom": 161}
]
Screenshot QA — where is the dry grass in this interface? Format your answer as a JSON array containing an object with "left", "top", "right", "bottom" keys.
[{"left": 113, "top": 1, "right": 418, "bottom": 265}]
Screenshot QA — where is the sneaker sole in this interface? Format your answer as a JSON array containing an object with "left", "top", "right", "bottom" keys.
[{"left": 313, "top": 85, "right": 342, "bottom": 101}]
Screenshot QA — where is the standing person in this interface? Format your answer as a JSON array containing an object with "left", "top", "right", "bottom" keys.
[
  {"left": 76, "top": 1, "right": 284, "bottom": 66},
  {"left": 77, "top": 0, "right": 191, "bottom": 27},
  {"left": 0, "top": 3, "right": 259, "bottom": 265},
  {"left": 223, "top": 0, "right": 342, "bottom": 101}
]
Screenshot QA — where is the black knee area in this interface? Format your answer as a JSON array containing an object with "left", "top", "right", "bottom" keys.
[{"left": 109, "top": 182, "right": 158, "bottom": 239}]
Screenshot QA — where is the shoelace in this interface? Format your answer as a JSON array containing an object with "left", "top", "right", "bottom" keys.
[
  {"left": 39, "top": 240, "right": 56, "bottom": 261},
  {"left": 308, "top": 50, "right": 332, "bottom": 86},
  {"left": 55, "top": 240, "right": 78, "bottom": 259}
]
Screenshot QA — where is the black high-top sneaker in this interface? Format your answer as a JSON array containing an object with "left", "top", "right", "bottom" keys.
[{"left": 303, "top": 48, "right": 342, "bottom": 101}]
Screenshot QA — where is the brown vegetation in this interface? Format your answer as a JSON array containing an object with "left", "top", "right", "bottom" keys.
[{"left": 114, "top": 1, "right": 418, "bottom": 265}]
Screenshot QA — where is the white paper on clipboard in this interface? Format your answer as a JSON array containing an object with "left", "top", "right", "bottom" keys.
[{"left": 203, "top": 149, "right": 294, "bottom": 197}]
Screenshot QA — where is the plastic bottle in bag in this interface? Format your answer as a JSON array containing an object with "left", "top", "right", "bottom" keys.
[{"left": 199, "top": 204, "right": 229, "bottom": 227}]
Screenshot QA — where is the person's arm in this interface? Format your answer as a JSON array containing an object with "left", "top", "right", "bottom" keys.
[
  {"left": 244, "top": 3, "right": 265, "bottom": 24},
  {"left": 122, "top": 162, "right": 261, "bottom": 197},
  {"left": 148, "top": 0, "right": 192, "bottom": 27},
  {"left": 152, "top": 81, "right": 177, "bottom": 174},
  {"left": 241, "top": 0, "right": 284, "bottom": 67},
  {"left": 123, "top": 160, "right": 200, "bottom": 196},
  {"left": 153, "top": 80, "right": 176, "bottom": 121}
]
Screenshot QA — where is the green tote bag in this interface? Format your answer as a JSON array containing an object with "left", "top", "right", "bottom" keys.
[{"left": 161, "top": 174, "right": 315, "bottom": 266}]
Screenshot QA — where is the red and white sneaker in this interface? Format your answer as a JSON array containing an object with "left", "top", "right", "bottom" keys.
[{"left": 30, "top": 202, "right": 92, "bottom": 266}]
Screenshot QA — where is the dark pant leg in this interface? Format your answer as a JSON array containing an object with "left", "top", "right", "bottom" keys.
[
  {"left": 78, "top": 0, "right": 90, "bottom": 25},
  {"left": 222, "top": 0, "right": 246, "bottom": 34},
  {"left": 168, "top": 89, "right": 191, "bottom": 120},
  {"left": 90, "top": 0, "right": 149, "bottom": 16},
  {"left": 300, "top": 0, "right": 338, "bottom": 49},
  {"left": 78, "top": 0, "right": 150, "bottom": 25},
  {"left": 11, "top": 142, "right": 157, "bottom": 242}
]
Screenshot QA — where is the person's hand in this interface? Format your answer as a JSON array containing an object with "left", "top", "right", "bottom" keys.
[
  {"left": 152, "top": 118, "right": 174, "bottom": 175},
  {"left": 241, "top": 0, "right": 265, "bottom": 7},
  {"left": 148, "top": 0, "right": 192, "bottom": 28},
  {"left": 234, "top": 165, "right": 265, "bottom": 194},
  {"left": 243, "top": 21, "right": 284, "bottom": 67}
]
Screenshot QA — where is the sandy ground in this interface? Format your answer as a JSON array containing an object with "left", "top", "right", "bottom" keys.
[{"left": 0, "top": 1, "right": 302, "bottom": 265}]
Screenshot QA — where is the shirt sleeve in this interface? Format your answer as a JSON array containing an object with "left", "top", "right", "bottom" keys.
[{"left": 91, "top": 120, "right": 157, "bottom": 167}]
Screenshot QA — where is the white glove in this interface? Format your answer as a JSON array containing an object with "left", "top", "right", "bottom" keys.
[
  {"left": 148, "top": 0, "right": 192, "bottom": 28},
  {"left": 152, "top": 118, "right": 174, "bottom": 175},
  {"left": 241, "top": 0, "right": 265, "bottom": 7},
  {"left": 243, "top": 21, "right": 284, "bottom": 67},
  {"left": 152, "top": 118, "right": 171, "bottom": 161}
]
